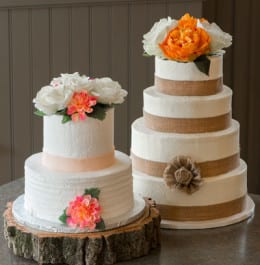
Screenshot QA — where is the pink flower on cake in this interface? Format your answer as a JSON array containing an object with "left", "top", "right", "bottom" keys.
[
  {"left": 66, "top": 195, "right": 101, "bottom": 229},
  {"left": 67, "top": 91, "right": 97, "bottom": 122},
  {"left": 59, "top": 188, "right": 105, "bottom": 230}
]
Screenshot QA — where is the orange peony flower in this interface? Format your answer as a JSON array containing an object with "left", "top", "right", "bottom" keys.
[{"left": 159, "top": 13, "right": 211, "bottom": 62}]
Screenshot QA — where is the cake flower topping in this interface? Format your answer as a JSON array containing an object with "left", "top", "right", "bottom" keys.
[
  {"left": 143, "top": 13, "right": 232, "bottom": 74},
  {"left": 163, "top": 156, "right": 203, "bottom": 194},
  {"left": 33, "top": 72, "right": 127, "bottom": 123},
  {"left": 67, "top": 91, "right": 97, "bottom": 122},
  {"left": 59, "top": 188, "right": 105, "bottom": 230},
  {"left": 159, "top": 13, "right": 211, "bottom": 62}
]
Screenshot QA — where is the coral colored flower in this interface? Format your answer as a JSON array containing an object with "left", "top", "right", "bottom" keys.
[
  {"left": 159, "top": 13, "right": 211, "bottom": 62},
  {"left": 67, "top": 91, "right": 97, "bottom": 122},
  {"left": 66, "top": 195, "right": 102, "bottom": 229}
]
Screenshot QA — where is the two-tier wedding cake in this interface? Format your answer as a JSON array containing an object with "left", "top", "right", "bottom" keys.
[
  {"left": 5, "top": 73, "right": 160, "bottom": 264},
  {"left": 132, "top": 14, "right": 255, "bottom": 229}
]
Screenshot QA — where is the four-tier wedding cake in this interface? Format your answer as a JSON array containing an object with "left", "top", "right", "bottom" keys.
[{"left": 131, "top": 14, "right": 255, "bottom": 229}]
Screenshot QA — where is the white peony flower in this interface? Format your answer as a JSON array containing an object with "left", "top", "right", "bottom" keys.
[
  {"left": 143, "top": 17, "right": 178, "bottom": 57},
  {"left": 198, "top": 20, "right": 232, "bottom": 53},
  {"left": 90, "top": 78, "right": 127, "bottom": 105},
  {"left": 33, "top": 85, "right": 74, "bottom": 115},
  {"left": 50, "top": 72, "right": 92, "bottom": 92}
]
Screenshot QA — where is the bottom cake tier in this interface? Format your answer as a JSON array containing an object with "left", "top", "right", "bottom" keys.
[
  {"left": 133, "top": 160, "right": 254, "bottom": 227},
  {"left": 24, "top": 151, "right": 135, "bottom": 230}
]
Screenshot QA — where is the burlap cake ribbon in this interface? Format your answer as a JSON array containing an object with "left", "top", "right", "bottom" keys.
[
  {"left": 157, "top": 195, "right": 246, "bottom": 221},
  {"left": 144, "top": 111, "right": 231, "bottom": 133},
  {"left": 131, "top": 152, "right": 240, "bottom": 178},
  {"left": 155, "top": 76, "right": 223, "bottom": 96}
]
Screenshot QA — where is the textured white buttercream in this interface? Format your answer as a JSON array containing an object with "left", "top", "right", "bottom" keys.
[
  {"left": 43, "top": 108, "right": 114, "bottom": 159},
  {"left": 24, "top": 151, "right": 134, "bottom": 224},
  {"left": 155, "top": 55, "right": 223, "bottom": 81},
  {"left": 131, "top": 118, "right": 239, "bottom": 163},
  {"left": 143, "top": 85, "right": 232, "bottom": 118},
  {"left": 133, "top": 160, "right": 247, "bottom": 207}
]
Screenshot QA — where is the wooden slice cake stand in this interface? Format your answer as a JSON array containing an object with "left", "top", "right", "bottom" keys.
[{"left": 3, "top": 198, "right": 160, "bottom": 265}]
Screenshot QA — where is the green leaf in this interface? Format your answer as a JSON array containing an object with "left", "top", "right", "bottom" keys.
[
  {"left": 96, "top": 219, "right": 105, "bottom": 230},
  {"left": 34, "top": 110, "right": 46, "bottom": 117},
  {"left": 84, "top": 188, "right": 100, "bottom": 199},
  {"left": 57, "top": 108, "right": 67, "bottom": 115},
  {"left": 143, "top": 52, "right": 152, "bottom": 57},
  {"left": 62, "top": 114, "right": 72, "bottom": 124},
  {"left": 194, "top": 55, "right": 211, "bottom": 76},
  {"left": 59, "top": 209, "right": 67, "bottom": 224},
  {"left": 88, "top": 104, "right": 110, "bottom": 121}
]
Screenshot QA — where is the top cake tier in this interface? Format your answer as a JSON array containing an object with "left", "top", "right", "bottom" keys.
[
  {"left": 142, "top": 14, "right": 232, "bottom": 96},
  {"left": 42, "top": 108, "right": 115, "bottom": 172},
  {"left": 154, "top": 55, "right": 223, "bottom": 96}
]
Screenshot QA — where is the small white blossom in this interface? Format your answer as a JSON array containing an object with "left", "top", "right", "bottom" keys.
[
  {"left": 50, "top": 72, "right": 92, "bottom": 92},
  {"left": 33, "top": 85, "right": 73, "bottom": 115},
  {"left": 90, "top": 78, "right": 127, "bottom": 105},
  {"left": 198, "top": 20, "right": 232, "bottom": 53},
  {"left": 143, "top": 17, "right": 178, "bottom": 57}
]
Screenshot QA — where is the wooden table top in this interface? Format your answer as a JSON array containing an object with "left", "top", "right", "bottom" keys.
[{"left": 1, "top": 178, "right": 260, "bottom": 265}]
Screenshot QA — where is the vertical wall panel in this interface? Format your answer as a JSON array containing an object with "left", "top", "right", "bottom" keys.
[
  {"left": 31, "top": 9, "right": 50, "bottom": 153},
  {"left": 90, "top": 6, "right": 110, "bottom": 77},
  {"left": 215, "top": 1, "right": 234, "bottom": 88},
  {"left": 168, "top": 1, "right": 202, "bottom": 18},
  {"left": 129, "top": 3, "right": 148, "bottom": 126},
  {"left": 11, "top": 9, "right": 32, "bottom": 179},
  {"left": 232, "top": 1, "right": 250, "bottom": 161},
  {"left": 247, "top": 0, "right": 260, "bottom": 193},
  {"left": 51, "top": 7, "right": 70, "bottom": 75},
  {"left": 0, "top": 10, "right": 12, "bottom": 184},
  {"left": 111, "top": 5, "right": 129, "bottom": 153},
  {"left": 71, "top": 6, "right": 90, "bottom": 74}
]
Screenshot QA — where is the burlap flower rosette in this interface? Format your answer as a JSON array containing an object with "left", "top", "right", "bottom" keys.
[{"left": 163, "top": 156, "right": 203, "bottom": 194}]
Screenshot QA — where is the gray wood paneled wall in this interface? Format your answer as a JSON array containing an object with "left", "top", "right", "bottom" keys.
[
  {"left": 203, "top": 0, "right": 260, "bottom": 193},
  {"left": 0, "top": 0, "right": 203, "bottom": 185}
]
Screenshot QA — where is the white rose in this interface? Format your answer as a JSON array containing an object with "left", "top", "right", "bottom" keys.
[
  {"left": 33, "top": 85, "right": 73, "bottom": 115},
  {"left": 90, "top": 78, "right": 127, "bottom": 105},
  {"left": 198, "top": 20, "right": 232, "bottom": 53},
  {"left": 143, "top": 17, "right": 178, "bottom": 57},
  {"left": 50, "top": 72, "right": 92, "bottom": 92}
]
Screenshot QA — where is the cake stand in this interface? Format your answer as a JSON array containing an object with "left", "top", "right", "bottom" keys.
[{"left": 4, "top": 196, "right": 160, "bottom": 265}]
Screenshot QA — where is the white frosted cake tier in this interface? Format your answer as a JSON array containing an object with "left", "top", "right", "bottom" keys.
[
  {"left": 24, "top": 151, "right": 134, "bottom": 225},
  {"left": 155, "top": 55, "right": 222, "bottom": 81},
  {"left": 133, "top": 159, "right": 247, "bottom": 207},
  {"left": 144, "top": 85, "right": 232, "bottom": 119},
  {"left": 43, "top": 108, "right": 114, "bottom": 160},
  {"left": 131, "top": 118, "right": 239, "bottom": 163}
]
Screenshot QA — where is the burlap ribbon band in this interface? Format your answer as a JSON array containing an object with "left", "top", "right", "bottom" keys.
[
  {"left": 132, "top": 152, "right": 240, "bottom": 178},
  {"left": 144, "top": 111, "right": 231, "bottom": 133},
  {"left": 155, "top": 76, "right": 223, "bottom": 96},
  {"left": 157, "top": 196, "right": 246, "bottom": 221}
]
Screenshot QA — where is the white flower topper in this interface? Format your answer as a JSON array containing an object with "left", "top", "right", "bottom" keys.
[{"left": 33, "top": 73, "right": 127, "bottom": 122}]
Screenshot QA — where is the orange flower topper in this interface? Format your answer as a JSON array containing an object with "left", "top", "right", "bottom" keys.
[
  {"left": 159, "top": 13, "right": 211, "bottom": 62},
  {"left": 67, "top": 91, "right": 97, "bottom": 122}
]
